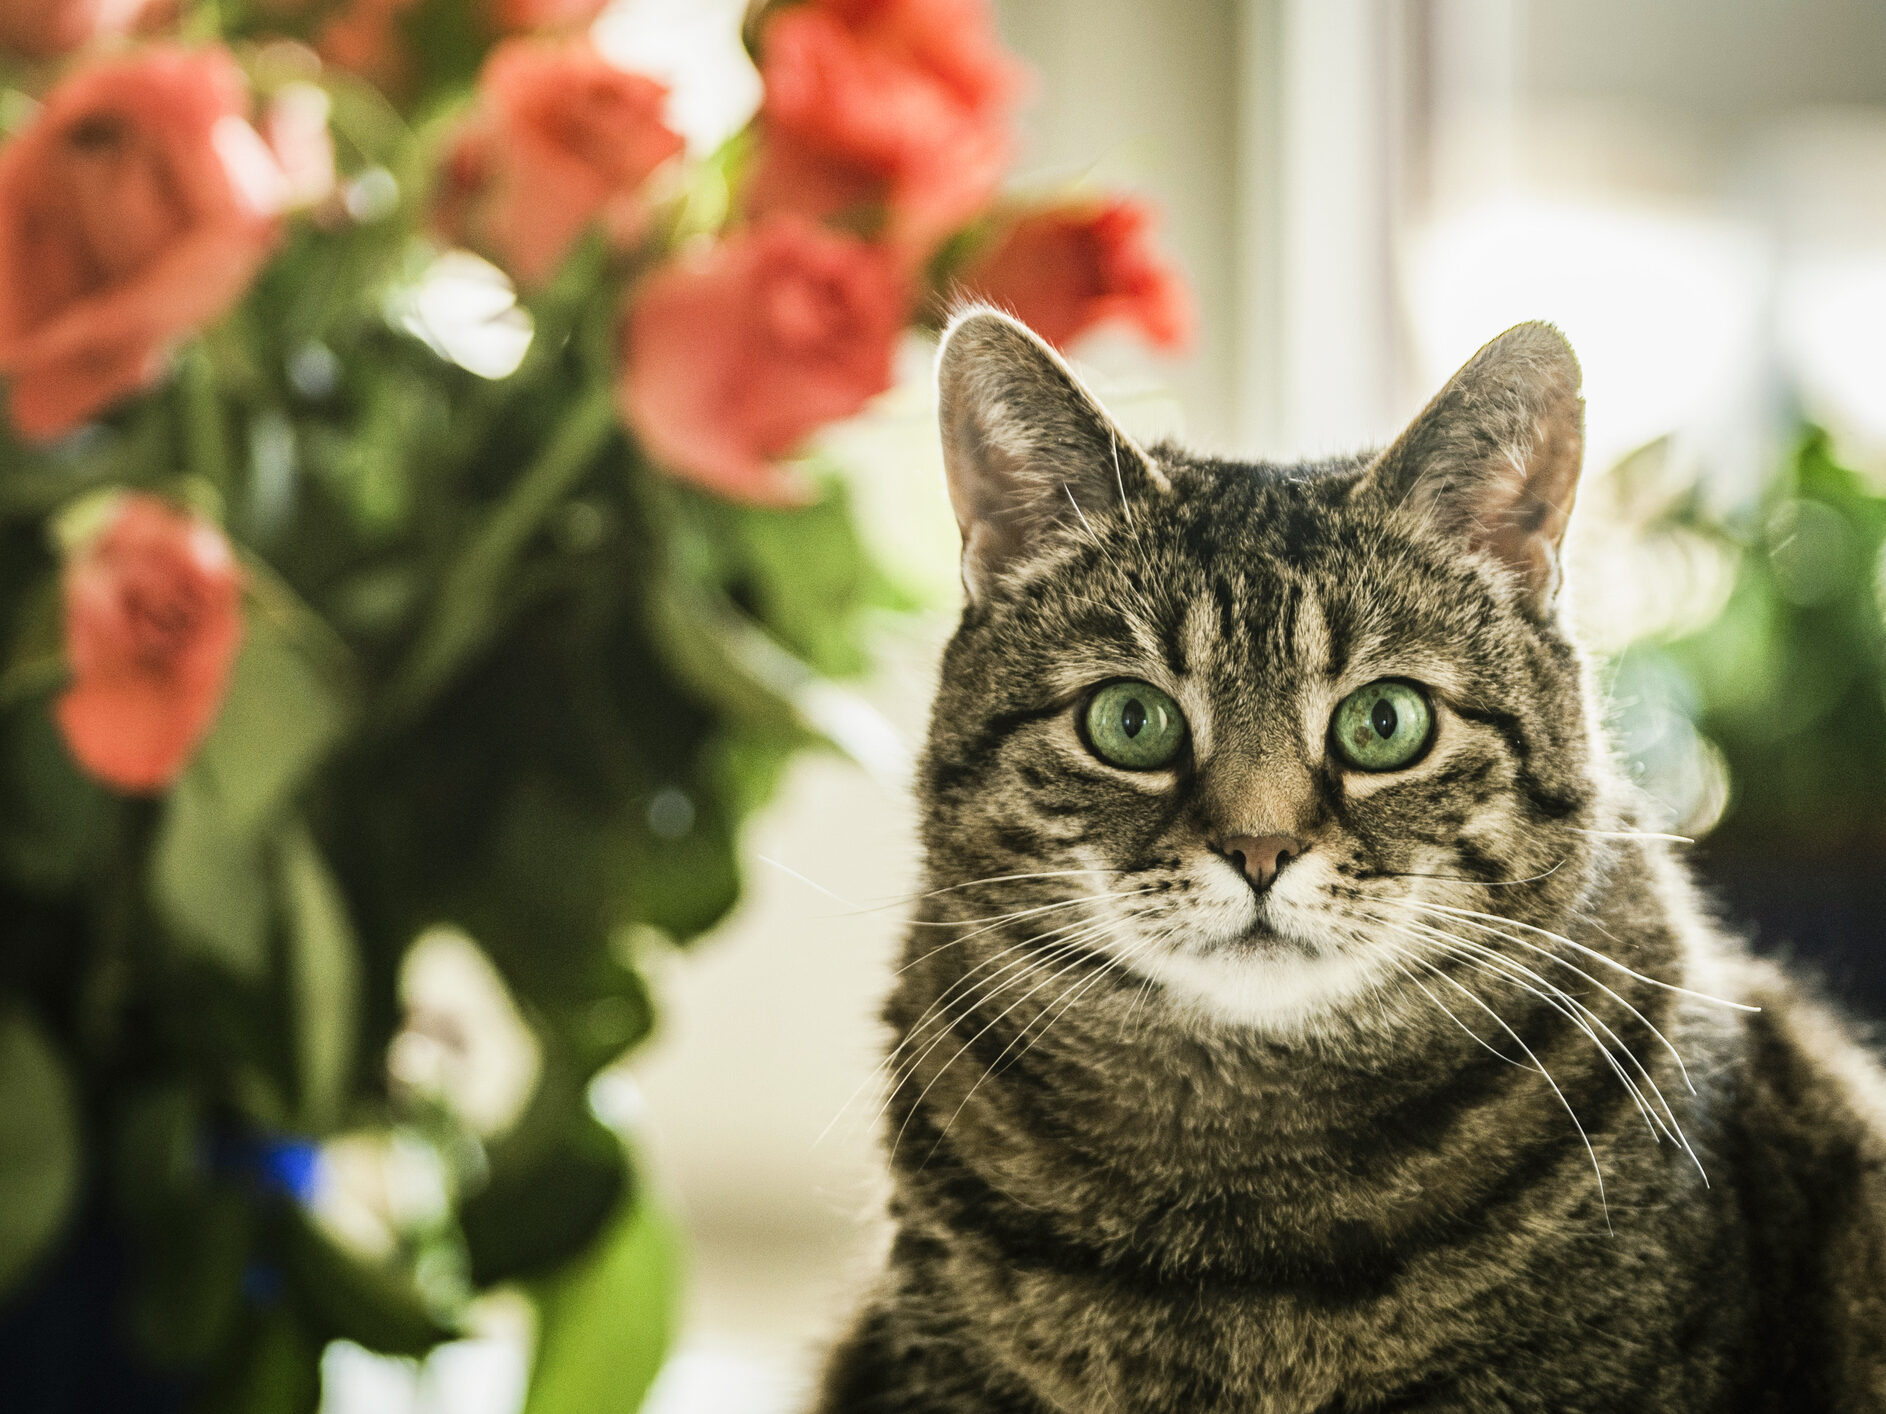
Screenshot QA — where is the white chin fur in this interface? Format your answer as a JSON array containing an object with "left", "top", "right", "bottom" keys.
[{"left": 1123, "top": 943, "right": 1390, "bottom": 1034}]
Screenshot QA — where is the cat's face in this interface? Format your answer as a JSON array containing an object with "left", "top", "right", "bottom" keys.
[{"left": 922, "top": 312, "right": 1606, "bottom": 1034}]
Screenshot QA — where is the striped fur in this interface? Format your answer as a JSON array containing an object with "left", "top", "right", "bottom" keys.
[{"left": 816, "top": 316, "right": 1886, "bottom": 1412}]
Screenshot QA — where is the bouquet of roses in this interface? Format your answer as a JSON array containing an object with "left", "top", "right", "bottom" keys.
[{"left": 0, "top": 0, "right": 1189, "bottom": 1407}]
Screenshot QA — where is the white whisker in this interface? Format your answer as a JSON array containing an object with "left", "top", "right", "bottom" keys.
[{"left": 1391, "top": 944, "right": 1613, "bottom": 1232}]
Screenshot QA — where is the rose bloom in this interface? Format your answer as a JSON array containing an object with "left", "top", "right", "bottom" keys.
[
  {"left": 318, "top": 0, "right": 417, "bottom": 93},
  {"left": 959, "top": 197, "right": 1194, "bottom": 352},
  {"left": 436, "top": 39, "right": 683, "bottom": 288},
  {"left": 747, "top": 0, "right": 1026, "bottom": 255},
  {"left": 57, "top": 495, "right": 244, "bottom": 794},
  {"left": 490, "top": 0, "right": 608, "bottom": 31},
  {"left": 619, "top": 216, "right": 906, "bottom": 504},
  {"left": 0, "top": 0, "right": 155, "bottom": 60},
  {"left": 0, "top": 48, "right": 288, "bottom": 442}
]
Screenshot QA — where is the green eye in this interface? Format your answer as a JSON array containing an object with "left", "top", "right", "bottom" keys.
[
  {"left": 1083, "top": 680, "right": 1187, "bottom": 770},
  {"left": 1332, "top": 680, "right": 1435, "bottom": 771}
]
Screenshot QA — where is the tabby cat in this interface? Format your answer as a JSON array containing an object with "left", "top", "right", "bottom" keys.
[{"left": 815, "top": 310, "right": 1886, "bottom": 1412}]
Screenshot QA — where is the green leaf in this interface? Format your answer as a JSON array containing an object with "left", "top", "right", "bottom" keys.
[
  {"left": 278, "top": 822, "right": 361, "bottom": 1132},
  {"left": 192, "top": 599, "right": 351, "bottom": 841},
  {"left": 384, "top": 385, "right": 619, "bottom": 727},
  {"left": 460, "top": 1062, "right": 627, "bottom": 1286},
  {"left": 275, "top": 1204, "right": 453, "bottom": 1357},
  {"left": 127, "top": 1188, "right": 255, "bottom": 1368},
  {"left": 0, "top": 576, "right": 62, "bottom": 711},
  {"left": 523, "top": 1194, "right": 678, "bottom": 1414},
  {"left": 149, "top": 766, "right": 272, "bottom": 980},
  {"left": 0, "top": 705, "right": 111, "bottom": 893},
  {"left": 710, "top": 484, "right": 907, "bottom": 677},
  {"left": 149, "top": 604, "right": 350, "bottom": 981},
  {"left": 113, "top": 1083, "right": 256, "bottom": 1367},
  {"left": 0, "top": 1010, "right": 80, "bottom": 1299},
  {"left": 197, "top": 1305, "right": 322, "bottom": 1414}
]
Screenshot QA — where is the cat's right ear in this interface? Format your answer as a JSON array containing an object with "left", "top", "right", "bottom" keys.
[
  {"left": 1356, "top": 322, "right": 1584, "bottom": 613},
  {"left": 936, "top": 307, "right": 1168, "bottom": 605}
]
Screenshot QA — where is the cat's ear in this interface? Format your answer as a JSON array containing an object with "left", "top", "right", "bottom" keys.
[
  {"left": 1360, "top": 322, "right": 1584, "bottom": 611},
  {"left": 936, "top": 307, "right": 1169, "bottom": 604}
]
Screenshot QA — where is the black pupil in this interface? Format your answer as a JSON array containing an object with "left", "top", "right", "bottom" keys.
[
  {"left": 1370, "top": 698, "right": 1398, "bottom": 740},
  {"left": 1120, "top": 697, "right": 1147, "bottom": 738}
]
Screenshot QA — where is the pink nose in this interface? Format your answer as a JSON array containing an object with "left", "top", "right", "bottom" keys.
[{"left": 1218, "top": 834, "right": 1302, "bottom": 893}]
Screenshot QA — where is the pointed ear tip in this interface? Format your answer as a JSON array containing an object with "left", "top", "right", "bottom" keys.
[
  {"left": 936, "top": 304, "right": 1074, "bottom": 416},
  {"left": 1493, "top": 320, "right": 1583, "bottom": 390},
  {"left": 938, "top": 303, "right": 1057, "bottom": 367}
]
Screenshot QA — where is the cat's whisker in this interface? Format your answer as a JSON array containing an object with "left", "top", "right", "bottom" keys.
[
  {"left": 751, "top": 853, "right": 866, "bottom": 910},
  {"left": 873, "top": 911, "right": 1149, "bottom": 1126},
  {"left": 1389, "top": 898, "right": 1703, "bottom": 1095},
  {"left": 797, "top": 870, "right": 1139, "bottom": 924},
  {"left": 1384, "top": 912, "right": 1713, "bottom": 1187},
  {"left": 1380, "top": 919, "right": 1677, "bottom": 1153},
  {"left": 921, "top": 933, "right": 1152, "bottom": 1168},
  {"left": 1364, "top": 914, "right": 1664, "bottom": 1136},
  {"left": 892, "top": 913, "right": 1133, "bottom": 1061},
  {"left": 1418, "top": 902, "right": 1760, "bottom": 1013},
  {"left": 898, "top": 899, "right": 1136, "bottom": 981},
  {"left": 1376, "top": 945, "right": 1526, "bottom": 1067},
  {"left": 818, "top": 909, "right": 1144, "bottom": 1148},
  {"left": 1107, "top": 428, "right": 1134, "bottom": 527},
  {"left": 1010, "top": 930, "right": 1155, "bottom": 1072},
  {"left": 1571, "top": 827, "right": 1696, "bottom": 845},
  {"left": 890, "top": 923, "right": 1135, "bottom": 1161},
  {"left": 1371, "top": 861, "right": 1567, "bottom": 888},
  {"left": 912, "top": 868, "right": 1133, "bottom": 901},
  {"left": 1388, "top": 944, "right": 1613, "bottom": 1232},
  {"left": 904, "top": 887, "right": 1160, "bottom": 933},
  {"left": 858, "top": 933, "right": 1109, "bottom": 1145},
  {"left": 1117, "top": 924, "right": 1179, "bottom": 1043}
]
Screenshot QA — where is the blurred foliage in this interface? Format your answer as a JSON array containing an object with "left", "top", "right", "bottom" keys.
[
  {"left": 0, "top": 2, "right": 912, "bottom": 1410},
  {"left": 1613, "top": 429, "right": 1886, "bottom": 863}
]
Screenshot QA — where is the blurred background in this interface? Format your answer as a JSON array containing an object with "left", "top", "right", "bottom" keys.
[{"left": 624, "top": 1, "right": 1886, "bottom": 1409}]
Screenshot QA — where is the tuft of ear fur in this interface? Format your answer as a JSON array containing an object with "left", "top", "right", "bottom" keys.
[
  {"left": 1360, "top": 322, "right": 1585, "bottom": 611},
  {"left": 935, "top": 307, "right": 1169, "bottom": 604}
]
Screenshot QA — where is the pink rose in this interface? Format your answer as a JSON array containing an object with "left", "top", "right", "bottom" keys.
[
  {"left": 490, "top": 0, "right": 608, "bottom": 32},
  {"left": 958, "top": 197, "right": 1193, "bottom": 352},
  {"left": 747, "top": 0, "right": 1026, "bottom": 256},
  {"left": 435, "top": 38, "right": 683, "bottom": 288},
  {"left": 619, "top": 216, "right": 907, "bottom": 504},
  {"left": 0, "top": 48, "right": 288, "bottom": 441},
  {"left": 0, "top": 0, "right": 155, "bottom": 60},
  {"left": 56, "top": 494, "right": 245, "bottom": 794},
  {"left": 317, "top": 0, "right": 418, "bottom": 94}
]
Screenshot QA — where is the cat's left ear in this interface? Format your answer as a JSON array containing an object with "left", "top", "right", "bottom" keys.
[
  {"left": 936, "top": 307, "right": 1169, "bottom": 605},
  {"left": 1359, "top": 322, "right": 1585, "bottom": 612}
]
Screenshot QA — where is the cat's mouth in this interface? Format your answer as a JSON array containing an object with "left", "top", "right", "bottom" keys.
[{"left": 1214, "top": 913, "right": 1318, "bottom": 958}]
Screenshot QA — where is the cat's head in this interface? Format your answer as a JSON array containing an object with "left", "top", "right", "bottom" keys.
[{"left": 919, "top": 309, "right": 1612, "bottom": 1035}]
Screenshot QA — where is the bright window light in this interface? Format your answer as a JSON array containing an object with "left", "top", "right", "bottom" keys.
[
  {"left": 1404, "top": 196, "right": 1767, "bottom": 476},
  {"left": 594, "top": 0, "right": 762, "bottom": 156}
]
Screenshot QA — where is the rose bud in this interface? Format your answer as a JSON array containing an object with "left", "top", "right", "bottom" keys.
[
  {"left": 317, "top": 0, "right": 418, "bottom": 94},
  {"left": 745, "top": 0, "right": 1026, "bottom": 257},
  {"left": 0, "top": 0, "right": 156, "bottom": 60},
  {"left": 435, "top": 38, "right": 684, "bottom": 289},
  {"left": 55, "top": 494, "right": 245, "bottom": 794},
  {"left": 0, "top": 47, "right": 289, "bottom": 441},
  {"left": 958, "top": 197, "right": 1194, "bottom": 352},
  {"left": 619, "top": 215, "right": 906, "bottom": 504},
  {"left": 490, "top": 0, "right": 608, "bottom": 32}
]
